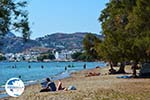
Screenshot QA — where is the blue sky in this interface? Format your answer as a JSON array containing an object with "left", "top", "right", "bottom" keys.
[{"left": 15, "top": 0, "right": 109, "bottom": 39}]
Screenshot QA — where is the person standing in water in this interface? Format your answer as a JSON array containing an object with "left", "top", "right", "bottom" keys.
[
  {"left": 28, "top": 65, "right": 31, "bottom": 68},
  {"left": 83, "top": 64, "right": 86, "bottom": 69},
  {"left": 41, "top": 65, "right": 44, "bottom": 69},
  {"left": 65, "top": 66, "right": 67, "bottom": 71}
]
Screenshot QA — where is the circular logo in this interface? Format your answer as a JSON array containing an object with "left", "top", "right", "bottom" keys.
[{"left": 5, "top": 78, "right": 25, "bottom": 97}]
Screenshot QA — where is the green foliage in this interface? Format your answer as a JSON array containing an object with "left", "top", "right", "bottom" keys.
[
  {"left": 0, "top": 55, "right": 6, "bottom": 61},
  {"left": 37, "top": 52, "right": 55, "bottom": 61},
  {"left": 98, "top": 0, "right": 136, "bottom": 63},
  {"left": 0, "top": 0, "right": 30, "bottom": 41},
  {"left": 83, "top": 0, "right": 150, "bottom": 65},
  {"left": 96, "top": 0, "right": 150, "bottom": 73},
  {"left": 126, "top": 0, "right": 150, "bottom": 62},
  {"left": 71, "top": 52, "right": 96, "bottom": 61},
  {"left": 71, "top": 52, "right": 82, "bottom": 60},
  {"left": 98, "top": 0, "right": 150, "bottom": 67},
  {"left": 83, "top": 33, "right": 102, "bottom": 60}
]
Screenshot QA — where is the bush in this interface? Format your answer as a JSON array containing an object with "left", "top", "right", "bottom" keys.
[{"left": 0, "top": 55, "right": 6, "bottom": 61}]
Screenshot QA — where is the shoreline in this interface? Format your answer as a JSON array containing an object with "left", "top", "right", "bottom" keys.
[
  {"left": 0, "top": 61, "right": 106, "bottom": 86},
  {"left": 1, "top": 66, "right": 150, "bottom": 100},
  {"left": 0, "top": 70, "right": 72, "bottom": 99},
  {"left": 0, "top": 65, "right": 105, "bottom": 99}
]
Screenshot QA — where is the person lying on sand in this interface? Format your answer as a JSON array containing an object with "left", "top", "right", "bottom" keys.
[
  {"left": 85, "top": 72, "right": 101, "bottom": 77},
  {"left": 40, "top": 78, "right": 56, "bottom": 92},
  {"left": 56, "top": 80, "right": 77, "bottom": 91},
  {"left": 57, "top": 79, "right": 67, "bottom": 91}
]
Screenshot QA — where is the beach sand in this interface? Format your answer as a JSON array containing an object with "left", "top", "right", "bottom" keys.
[{"left": 1, "top": 66, "right": 150, "bottom": 100}]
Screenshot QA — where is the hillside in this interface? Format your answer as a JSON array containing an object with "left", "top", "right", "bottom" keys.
[
  {"left": 0, "top": 32, "right": 103, "bottom": 53},
  {"left": 36, "top": 32, "right": 103, "bottom": 50},
  {"left": 0, "top": 32, "right": 40, "bottom": 53}
]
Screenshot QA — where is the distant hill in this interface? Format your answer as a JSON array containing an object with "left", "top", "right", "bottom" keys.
[
  {"left": 0, "top": 34, "right": 40, "bottom": 53},
  {"left": 0, "top": 32, "right": 103, "bottom": 53},
  {"left": 36, "top": 32, "right": 103, "bottom": 50}
]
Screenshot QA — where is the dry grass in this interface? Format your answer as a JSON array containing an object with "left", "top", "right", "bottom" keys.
[{"left": 1, "top": 66, "right": 150, "bottom": 100}]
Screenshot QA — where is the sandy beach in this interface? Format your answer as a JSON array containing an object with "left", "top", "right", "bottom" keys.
[{"left": 1, "top": 66, "right": 150, "bottom": 100}]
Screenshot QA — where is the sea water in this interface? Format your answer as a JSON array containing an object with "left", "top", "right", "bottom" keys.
[{"left": 0, "top": 61, "right": 106, "bottom": 91}]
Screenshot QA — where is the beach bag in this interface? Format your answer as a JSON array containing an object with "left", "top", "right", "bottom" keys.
[{"left": 68, "top": 85, "right": 76, "bottom": 90}]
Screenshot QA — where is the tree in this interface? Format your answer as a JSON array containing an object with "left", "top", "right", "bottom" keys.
[
  {"left": 0, "top": 54, "right": 6, "bottom": 61},
  {"left": 83, "top": 33, "right": 102, "bottom": 61},
  {"left": 37, "top": 52, "right": 55, "bottom": 61},
  {"left": 125, "top": 0, "right": 150, "bottom": 77},
  {"left": 126, "top": 0, "right": 150, "bottom": 63},
  {"left": 71, "top": 52, "right": 95, "bottom": 61},
  {"left": 99, "top": 0, "right": 150, "bottom": 76},
  {"left": 48, "top": 53, "right": 55, "bottom": 60},
  {"left": 71, "top": 52, "right": 82, "bottom": 60},
  {"left": 0, "top": 0, "right": 30, "bottom": 41},
  {"left": 98, "top": 0, "right": 136, "bottom": 74}
]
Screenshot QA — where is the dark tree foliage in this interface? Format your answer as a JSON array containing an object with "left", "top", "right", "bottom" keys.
[
  {"left": 81, "top": 0, "right": 150, "bottom": 74},
  {"left": 37, "top": 54, "right": 55, "bottom": 61},
  {"left": 71, "top": 52, "right": 82, "bottom": 60},
  {"left": 37, "top": 52, "right": 55, "bottom": 61},
  {"left": 0, "top": 54, "right": 6, "bottom": 61},
  {"left": 0, "top": 0, "right": 31, "bottom": 41},
  {"left": 98, "top": 0, "right": 150, "bottom": 75},
  {"left": 71, "top": 52, "right": 96, "bottom": 62},
  {"left": 83, "top": 33, "right": 102, "bottom": 61},
  {"left": 126, "top": 0, "right": 150, "bottom": 63},
  {"left": 98, "top": 0, "right": 136, "bottom": 73}
]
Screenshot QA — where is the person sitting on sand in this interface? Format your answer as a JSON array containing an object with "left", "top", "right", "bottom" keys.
[
  {"left": 56, "top": 79, "right": 66, "bottom": 91},
  {"left": 40, "top": 78, "right": 56, "bottom": 92}
]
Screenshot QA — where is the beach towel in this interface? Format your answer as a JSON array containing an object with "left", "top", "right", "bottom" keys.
[{"left": 116, "top": 75, "right": 132, "bottom": 79}]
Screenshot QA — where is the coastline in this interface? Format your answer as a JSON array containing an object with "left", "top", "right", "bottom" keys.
[
  {"left": 0, "top": 66, "right": 105, "bottom": 99},
  {"left": 0, "top": 70, "right": 72, "bottom": 99},
  {"left": 1, "top": 66, "right": 150, "bottom": 100}
]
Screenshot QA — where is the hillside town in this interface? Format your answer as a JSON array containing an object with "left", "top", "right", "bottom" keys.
[
  {"left": 0, "top": 32, "right": 102, "bottom": 62},
  {"left": 0, "top": 48, "right": 81, "bottom": 62}
]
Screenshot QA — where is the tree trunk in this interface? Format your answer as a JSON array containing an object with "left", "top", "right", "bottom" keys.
[
  {"left": 110, "top": 62, "right": 114, "bottom": 70},
  {"left": 109, "top": 61, "right": 116, "bottom": 74},
  {"left": 117, "top": 62, "right": 126, "bottom": 74},
  {"left": 131, "top": 62, "right": 138, "bottom": 78}
]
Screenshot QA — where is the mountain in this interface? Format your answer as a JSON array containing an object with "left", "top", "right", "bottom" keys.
[
  {"left": 0, "top": 33, "right": 40, "bottom": 53},
  {"left": 0, "top": 32, "right": 103, "bottom": 53},
  {"left": 36, "top": 32, "right": 103, "bottom": 50},
  {"left": 5, "top": 32, "right": 16, "bottom": 38}
]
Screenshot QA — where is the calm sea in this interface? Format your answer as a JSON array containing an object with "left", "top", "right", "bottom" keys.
[{"left": 0, "top": 61, "right": 106, "bottom": 90}]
